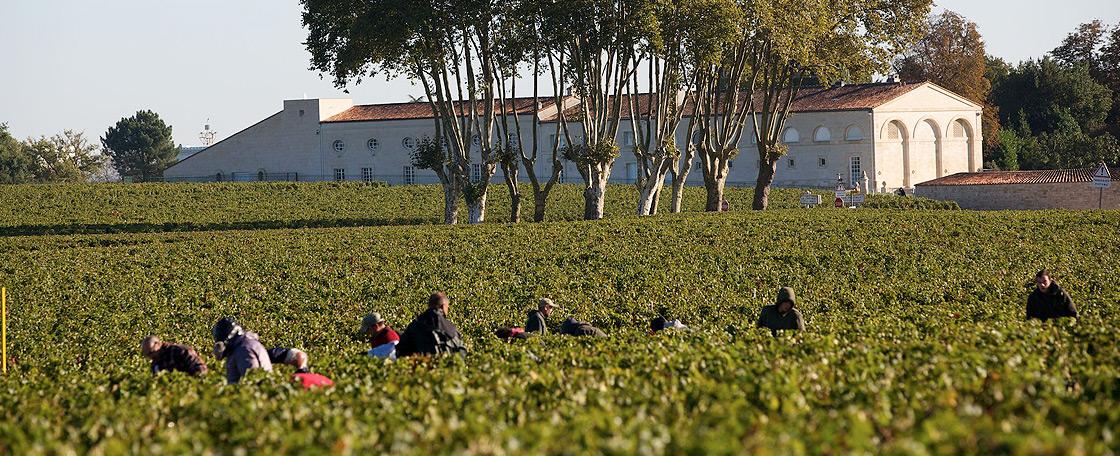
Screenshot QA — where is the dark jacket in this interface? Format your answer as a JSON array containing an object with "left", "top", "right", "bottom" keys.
[
  {"left": 560, "top": 317, "right": 606, "bottom": 337},
  {"left": 151, "top": 343, "right": 208, "bottom": 376},
  {"left": 525, "top": 310, "right": 547, "bottom": 334},
  {"left": 222, "top": 332, "right": 273, "bottom": 384},
  {"left": 1027, "top": 283, "right": 1078, "bottom": 321},
  {"left": 397, "top": 309, "right": 467, "bottom": 357},
  {"left": 757, "top": 305, "right": 806, "bottom": 335}
]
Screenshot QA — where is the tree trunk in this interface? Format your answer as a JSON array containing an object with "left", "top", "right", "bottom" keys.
[
  {"left": 467, "top": 193, "right": 487, "bottom": 224},
  {"left": 637, "top": 173, "right": 668, "bottom": 216},
  {"left": 752, "top": 160, "right": 777, "bottom": 210},
  {"left": 670, "top": 177, "right": 686, "bottom": 213},
  {"left": 532, "top": 192, "right": 548, "bottom": 222},
  {"left": 583, "top": 176, "right": 607, "bottom": 220},
  {"left": 509, "top": 192, "right": 521, "bottom": 223},
  {"left": 703, "top": 160, "right": 728, "bottom": 212},
  {"left": 704, "top": 178, "right": 725, "bottom": 212},
  {"left": 443, "top": 186, "right": 460, "bottom": 225}
]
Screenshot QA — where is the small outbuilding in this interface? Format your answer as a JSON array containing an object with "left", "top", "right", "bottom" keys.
[{"left": 915, "top": 168, "right": 1120, "bottom": 210}]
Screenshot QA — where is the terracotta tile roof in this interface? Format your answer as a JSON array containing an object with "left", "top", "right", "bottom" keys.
[
  {"left": 541, "top": 82, "right": 925, "bottom": 122},
  {"left": 323, "top": 97, "right": 560, "bottom": 123},
  {"left": 916, "top": 168, "right": 1120, "bottom": 186}
]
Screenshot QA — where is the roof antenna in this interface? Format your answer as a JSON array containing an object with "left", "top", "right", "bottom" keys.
[{"left": 199, "top": 119, "right": 217, "bottom": 147}]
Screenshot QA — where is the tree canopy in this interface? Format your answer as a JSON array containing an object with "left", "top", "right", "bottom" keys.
[{"left": 100, "top": 110, "right": 178, "bottom": 182}]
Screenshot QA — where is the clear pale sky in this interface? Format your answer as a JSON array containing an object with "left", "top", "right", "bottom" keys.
[{"left": 2, "top": 0, "right": 1118, "bottom": 145}]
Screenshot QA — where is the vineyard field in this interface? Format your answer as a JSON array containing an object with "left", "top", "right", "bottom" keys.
[
  {"left": 0, "top": 207, "right": 1117, "bottom": 454},
  {"left": 0, "top": 182, "right": 830, "bottom": 236}
]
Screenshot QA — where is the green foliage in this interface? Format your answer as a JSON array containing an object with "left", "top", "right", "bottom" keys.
[
  {"left": 100, "top": 110, "right": 178, "bottom": 182},
  {"left": 410, "top": 137, "right": 446, "bottom": 171},
  {"left": 0, "top": 182, "right": 810, "bottom": 236},
  {"left": 22, "top": 130, "right": 104, "bottom": 183},
  {"left": 0, "top": 207, "right": 1118, "bottom": 453},
  {"left": 561, "top": 141, "right": 620, "bottom": 167},
  {"left": 860, "top": 194, "right": 960, "bottom": 210},
  {"left": 991, "top": 57, "right": 1113, "bottom": 136},
  {"left": 0, "top": 123, "right": 36, "bottom": 184}
]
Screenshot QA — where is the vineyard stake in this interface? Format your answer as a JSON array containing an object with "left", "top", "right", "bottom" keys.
[{"left": 2, "top": 287, "right": 6, "bottom": 374}]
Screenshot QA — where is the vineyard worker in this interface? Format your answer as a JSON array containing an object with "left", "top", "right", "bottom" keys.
[
  {"left": 1027, "top": 269, "right": 1078, "bottom": 321},
  {"left": 212, "top": 317, "right": 273, "bottom": 384},
  {"left": 525, "top": 298, "right": 560, "bottom": 335},
  {"left": 397, "top": 292, "right": 468, "bottom": 357},
  {"left": 360, "top": 312, "right": 400, "bottom": 359},
  {"left": 267, "top": 347, "right": 311, "bottom": 373},
  {"left": 560, "top": 317, "right": 607, "bottom": 337},
  {"left": 757, "top": 287, "right": 806, "bottom": 336},
  {"left": 140, "top": 336, "right": 208, "bottom": 376},
  {"left": 650, "top": 316, "right": 688, "bottom": 333}
]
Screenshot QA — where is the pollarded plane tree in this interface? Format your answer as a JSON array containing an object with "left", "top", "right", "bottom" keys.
[
  {"left": 626, "top": 0, "right": 744, "bottom": 216},
  {"left": 491, "top": 0, "right": 569, "bottom": 223},
  {"left": 545, "top": 0, "right": 648, "bottom": 220},
  {"left": 303, "top": 0, "right": 516, "bottom": 224},
  {"left": 738, "top": 0, "right": 932, "bottom": 210}
]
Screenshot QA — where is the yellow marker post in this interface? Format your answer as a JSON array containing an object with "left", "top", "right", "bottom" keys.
[{"left": 2, "top": 287, "right": 6, "bottom": 374}]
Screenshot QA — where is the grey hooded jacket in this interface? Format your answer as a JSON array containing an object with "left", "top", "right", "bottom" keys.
[{"left": 222, "top": 332, "right": 273, "bottom": 384}]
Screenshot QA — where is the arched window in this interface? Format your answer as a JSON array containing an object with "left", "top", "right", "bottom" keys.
[
  {"left": 402, "top": 136, "right": 417, "bottom": 150},
  {"left": 782, "top": 128, "right": 800, "bottom": 144},
  {"left": 691, "top": 130, "right": 704, "bottom": 146},
  {"left": 812, "top": 126, "right": 831, "bottom": 142},
  {"left": 844, "top": 125, "right": 865, "bottom": 141},
  {"left": 257, "top": 170, "right": 266, "bottom": 181},
  {"left": 215, "top": 172, "right": 224, "bottom": 182},
  {"left": 332, "top": 140, "right": 345, "bottom": 152},
  {"left": 367, "top": 138, "right": 380, "bottom": 152}
]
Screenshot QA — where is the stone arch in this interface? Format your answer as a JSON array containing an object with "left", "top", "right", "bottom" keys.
[
  {"left": 844, "top": 125, "right": 865, "bottom": 141},
  {"left": 782, "top": 127, "right": 800, "bottom": 143},
  {"left": 812, "top": 126, "right": 831, "bottom": 142},
  {"left": 912, "top": 118, "right": 943, "bottom": 183},
  {"left": 880, "top": 119, "right": 910, "bottom": 188},
  {"left": 949, "top": 117, "right": 976, "bottom": 172}
]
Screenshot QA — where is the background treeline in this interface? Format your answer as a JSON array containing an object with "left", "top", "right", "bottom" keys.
[
  {"left": 0, "top": 110, "right": 177, "bottom": 184},
  {"left": 897, "top": 12, "right": 1120, "bottom": 170}
]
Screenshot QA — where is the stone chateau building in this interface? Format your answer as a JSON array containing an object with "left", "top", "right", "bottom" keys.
[{"left": 165, "top": 81, "right": 983, "bottom": 192}]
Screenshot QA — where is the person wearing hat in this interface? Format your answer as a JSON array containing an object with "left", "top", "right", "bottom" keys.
[
  {"left": 360, "top": 312, "right": 400, "bottom": 359},
  {"left": 525, "top": 298, "right": 560, "bottom": 335},
  {"left": 757, "top": 287, "right": 806, "bottom": 336},
  {"left": 211, "top": 317, "right": 273, "bottom": 384},
  {"left": 140, "top": 335, "right": 208, "bottom": 376}
]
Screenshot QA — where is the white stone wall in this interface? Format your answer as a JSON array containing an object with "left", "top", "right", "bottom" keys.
[
  {"left": 165, "top": 99, "right": 353, "bottom": 181},
  {"left": 917, "top": 183, "right": 1120, "bottom": 210},
  {"left": 871, "top": 84, "right": 983, "bottom": 191}
]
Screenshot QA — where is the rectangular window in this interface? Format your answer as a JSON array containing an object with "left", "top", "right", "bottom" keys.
[
  {"left": 818, "top": 157, "right": 827, "bottom": 168},
  {"left": 787, "top": 158, "right": 796, "bottom": 169},
  {"left": 403, "top": 166, "right": 415, "bottom": 185},
  {"left": 849, "top": 156, "right": 862, "bottom": 186},
  {"left": 470, "top": 163, "right": 482, "bottom": 183},
  {"left": 333, "top": 168, "right": 345, "bottom": 181},
  {"left": 622, "top": 132, "right": 634, "bottom": 146},
  {"left": 361, "top": 167, "right": 373, "bottom": 183}
]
